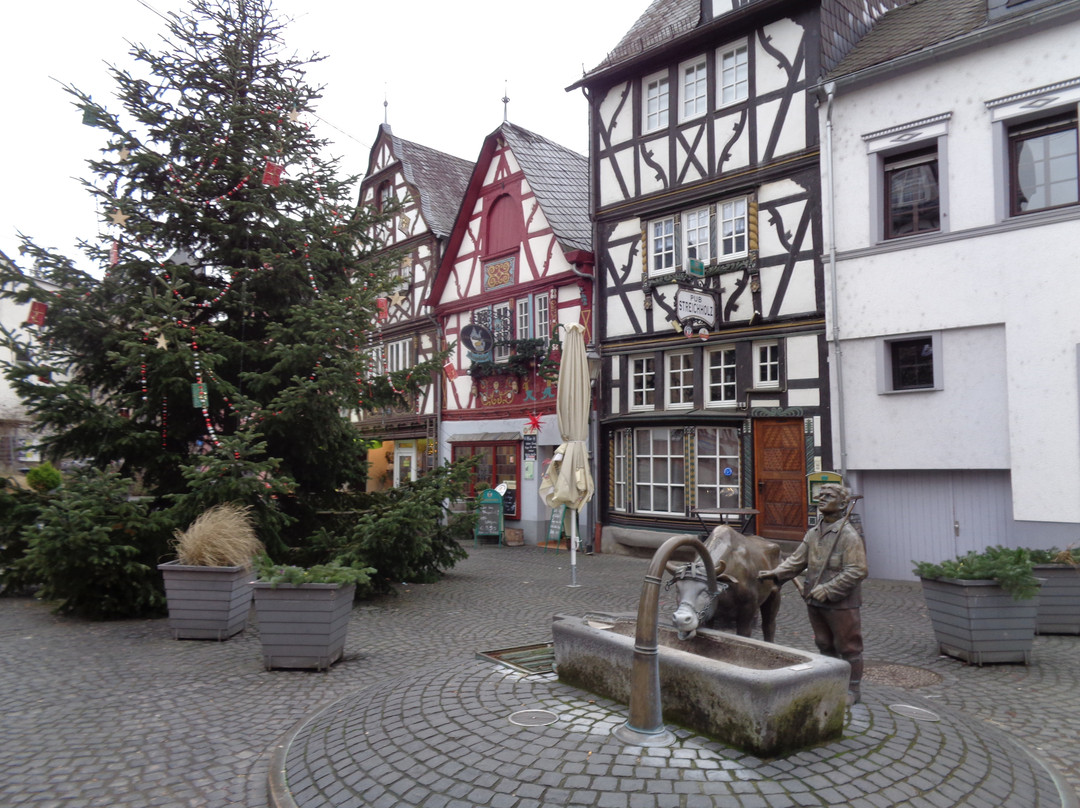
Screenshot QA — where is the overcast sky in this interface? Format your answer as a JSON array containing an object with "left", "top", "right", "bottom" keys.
[{"left": 1, "top": 0, "right": 646, "bottom": 274}]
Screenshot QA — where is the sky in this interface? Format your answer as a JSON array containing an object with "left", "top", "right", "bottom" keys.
[{"left": 1, "top": 0, "right": 647, "bottom": 274}]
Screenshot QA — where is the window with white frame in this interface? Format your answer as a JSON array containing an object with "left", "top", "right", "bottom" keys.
[
  {"left": 612, "top": 430, "right": 628, "bottom": 512},
  {"left": 666, "top": 352, "right": 694, "bottom": 408},
  {"left": 516, "top": 298, "right": 531, "bottom": 341},
  {"left": 754, "top": 341, "right": 780, "bottom": 388},
  {"left": 645, "top": 72, "right": 670, "bottom": 132},
  {"left": 386, "top": 338, "right": 412, "bottom": 373},
  {"left": 1008, "top": 113, "right": 1079, "bottom": 216},
  {"left": 878, "top": 332, "right": 943, "bottom": 393},
  {"left": 492, "top": 302, "right": 512, "bottom": 362},
  {"left": 719, "top": 197, "right": 748, "bottom": 258},
  {"left": 634, "top": 428, "right": 685, "bottom": 515},
  {"left": 706, "top": 346, "right": 737, "bottom": 405},
  {"left": 534, "top": 294, "right": 550, "bottom": 344},
  {"left": 718, "top": 43, "right": 748, "bottom": 107},
  {"left": 630, "top": 355, "right": 656, "bottom": 410},
  {"left": 650, "top": 216, "right": 677, "bottom": 274},
  {"left": 684, "top": 206, "right": 712, "bottom": 265},
  {"left": 696, "top": 426, "right": 740, "bottom": 509},
  {"left": 681, "top": 57, "right": 708, "bottom": 121}
]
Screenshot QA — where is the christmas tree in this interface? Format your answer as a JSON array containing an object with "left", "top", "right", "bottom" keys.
[{"left": 0, "top": 0, "right": 441, "bottom": 549}]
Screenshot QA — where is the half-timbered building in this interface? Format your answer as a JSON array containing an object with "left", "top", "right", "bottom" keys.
[
  {"left": 822, "top": 0, "right": 1080, "bottom": 579},
  {"left": 354, "top": 125, "right": 473, "bottom": 490},
  {"left": 427, "top": 122, "right": 593, "bottom": 544},
  {"left": 571, "top": 0, "right": 906, "bottom": 551}
]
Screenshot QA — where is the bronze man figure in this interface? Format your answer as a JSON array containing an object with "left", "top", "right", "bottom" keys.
[{"left": 758, "top": 484, "right": 867, "bottom": 703}]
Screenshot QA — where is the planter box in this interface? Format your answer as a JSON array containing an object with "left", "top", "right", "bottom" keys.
[
  {"left": 158, "top": 561, "right": 253, "bottom": 640},
  {"left": 920, "top": 577, "right": 1040, "bottom": 665},
  {"left": 1034, "top": 564, "right": 1080, "bottom": 635},
  {"left": 252, "top": 583, "right": 355, "bottom": 671}
]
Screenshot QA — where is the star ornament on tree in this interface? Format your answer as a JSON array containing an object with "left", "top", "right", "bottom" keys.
[{"left": 109, "top": 208, "right": 130, "bottom": 227}]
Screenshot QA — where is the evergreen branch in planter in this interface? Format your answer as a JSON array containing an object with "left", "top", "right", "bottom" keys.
[
  {"left": 1028, "top": 545, "right": 1080, "bottom": 566},
  {"left": 469, "top": 338, "right": 560, "bottom": 382},
  {"left": 254, "top": 554, "right": 374, "bottom": 587},
  {"left": 913, "top": 546, "right": 1040, "bottom": 600}
]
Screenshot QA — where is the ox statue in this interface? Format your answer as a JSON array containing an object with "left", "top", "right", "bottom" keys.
[{"left": 666, "top": 525, "right": 782, "bottom": 642}]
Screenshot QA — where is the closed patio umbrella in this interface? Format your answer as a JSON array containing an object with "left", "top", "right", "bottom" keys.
[{"left": 539, "top": 322, "right": 595, "bottom": 586}]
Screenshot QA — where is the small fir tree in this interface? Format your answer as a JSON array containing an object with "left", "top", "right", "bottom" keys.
[{"left": 0, "top": 0, "right": 443, "bottom": 552}]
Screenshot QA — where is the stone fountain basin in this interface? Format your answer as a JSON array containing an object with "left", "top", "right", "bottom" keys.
[{"left": 552, "top": 613, "right": 850, "bottom": 758}]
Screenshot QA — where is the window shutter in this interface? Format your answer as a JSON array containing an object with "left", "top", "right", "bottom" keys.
[{"left": 674, "top": 217, "right": 683, "bottom": 271}]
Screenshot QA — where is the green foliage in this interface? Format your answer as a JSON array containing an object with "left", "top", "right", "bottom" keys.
[
  {"left": 313, "top": 459, "right": 476, "bottom": 593},
  {"left": 18, "top": 468, "right": 170, "bottom": 618},
  {"left": 253, "top": 554, "right": 373, "bottom": 588},
  {"left": 913, "top": 546, "right": 1041, "bottom": 600},
  {"left": 468, "top": 338, "right": 560, "bottom": 382},
  {"left": 25, "top": 462, "right": 62, "bottom": 493},
  {"left": 1028, "top": 546, "right": 1080, "bottom": 566},
  {"left": 0, "top": 479, "right": 50, "bottom": 594}
]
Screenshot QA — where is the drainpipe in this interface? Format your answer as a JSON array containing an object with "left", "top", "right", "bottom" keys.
[{"left": 823, "top": 81, "right": 848, "bottom": 480}]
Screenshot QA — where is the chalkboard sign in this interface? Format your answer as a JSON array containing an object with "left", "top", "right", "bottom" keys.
[
  {"left": 547, "top": 505, "right": 567, "bottom": 544},
  {"left": 474, "top": 489, "right": 504, "bottom": 545},
  {"left": 501, "top": 487, "right": 517, "bottom": 516},
  {"left": 523, "top": 434, "right": 537, "bottom": 460}
]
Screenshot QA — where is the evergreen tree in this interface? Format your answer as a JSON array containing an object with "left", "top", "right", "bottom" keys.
[{"left": 0, "top": 0, "right": 440, "bottom": 548}]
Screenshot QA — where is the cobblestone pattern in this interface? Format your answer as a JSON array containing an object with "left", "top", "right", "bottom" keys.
[{"left": 0, "top": 545, "right": 1077, "bottom": 808}]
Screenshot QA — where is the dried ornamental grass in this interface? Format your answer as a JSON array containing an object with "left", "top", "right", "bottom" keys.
[{"left": 172, "top": 503, "right": 264, "bottom": 568}]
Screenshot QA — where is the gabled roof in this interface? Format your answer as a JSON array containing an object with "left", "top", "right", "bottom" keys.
[
  {"left": 828, "top": 0, "right": 987, "bottom": 77},
  {"left": 589, "top": 0, "right": 701, "bottom": 75},
  {"left": 365, "top": 124, "right": 474, "bottom": 240}
]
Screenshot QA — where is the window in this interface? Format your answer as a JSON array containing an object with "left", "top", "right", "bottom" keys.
[
  {"left": 516, "top": 298, "right": 531, "bottom": 341},
  {"left": 634, "top": 428, "right": 685, "bottom": 515},
  {"left": 645, "top": 73, "right": 669, "bottom": 132},
  {"left": 612, "top": 430, "right": 628, "bottom": 512},
  {"left": 451, "top": 441, "right": 520, "bottom": 518},
  {"left": 534, "top": 294, "right": 550, "bottom": 344},
  {"left": 719, "top": 197, "right": 748, "bottom": 258},
  {"left": 754, "top": 341, "right": 780, "bottom": 388},
  {"left": 650, "top": 216, "right": 676, "bottom": 273},
  {"left": 684, "top": 206, "right": 712, "bottom": 264},
  {"left": 666, "top": 353, "right": 694, "bottom": 408},
  {"left": 492, "top": 302, "right": 512, "bottom": 362},
  {"left": 377, "top": 181, "right": 392, "bottom": 211},
  {"left": 681, "top": 57, "right": 708, "bottom": 120},
  {"left": 884, "top": 148, "right": 940, "bottom": 238},
  {"left": 718, "top": 44, "right": 748, "bottom": 107},
  {"left": 706, "top": 346, "right": 737, "bottom": 405},
  {"left": 1009, "top": 114, "right": 1079, "bottom": 215},
  {"left": 696, "top": 427, "right": 740, "bottom": 509},
  {"left": 878, "top": 332, "right": 943, "bottom": 393},
  {"left": 386, "top": 338, "right": 412, "bottom": 373},
  {"left": 630, "top": 355, "right": 656, "bottom": 410}
]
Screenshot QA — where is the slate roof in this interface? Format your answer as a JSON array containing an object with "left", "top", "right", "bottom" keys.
[
  {"left": 589, "top": 0, "right": 701, "bottom": 74},
  {"left": 828, "top": 0, "right": 990, "bottom": 77},
  {"left": 499, "top": 122, "right": 591, "bottom": 253},
  {"left": 382, "top": 125, "right": 474, "bottom": 239}
]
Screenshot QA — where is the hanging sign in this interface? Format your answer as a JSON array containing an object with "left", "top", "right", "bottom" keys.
[
  {"left": 461, "top": 323, "right": 494, "bottom": 363},
  {"left": 675, "top": 288, "right": 717, "bottom": 328}
]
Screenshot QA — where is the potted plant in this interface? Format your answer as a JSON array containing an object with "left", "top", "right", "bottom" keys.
[
  {"left": 251, "top": 557, "right": 373, "bottom": 671},
  {"left": 1029, "top": 546, "right": 1080, "bottom": 635},
  {"left": 158, "top": 503, "right": 264, "bottom": 640},
  {"left": 914, "top": 546, "right": 1041, "bottom": 665}
]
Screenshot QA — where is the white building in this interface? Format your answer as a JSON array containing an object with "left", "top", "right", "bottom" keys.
[{"left": 823, "top": 0, "right": 1080, "bottom": 579}]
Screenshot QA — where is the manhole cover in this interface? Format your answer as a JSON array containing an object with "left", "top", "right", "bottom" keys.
[
  {"left": 889, "top": 704, "right": 942, "bottom": 722},
  {"left": 509, "top": 709, "right": 559, "bottom": 727},
  {"left": 864, "top": 661, "right": 943, "bottom": 688}
]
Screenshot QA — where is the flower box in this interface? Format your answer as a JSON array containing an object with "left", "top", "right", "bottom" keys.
[
  {"left": 920, "top": 577, "right": 1040, "bottom": 665},
  {"left": 158, "top": 561, "right": 253, "bottom": 640},
  {"left": 252, "top": 582, "right": 355, "bottom": 670}
]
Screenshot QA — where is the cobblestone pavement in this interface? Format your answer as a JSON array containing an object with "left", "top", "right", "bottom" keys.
[{"left": 1, "top": 544, "right": 1078, "bottom": 807}]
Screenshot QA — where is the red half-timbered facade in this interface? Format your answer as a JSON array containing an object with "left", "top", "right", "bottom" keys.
[
  {"left": 354, "top": 125, "right": 473, "bottom": 490},
  {"left": 427, "top": 122, "right": 593, "bottom": 541}
]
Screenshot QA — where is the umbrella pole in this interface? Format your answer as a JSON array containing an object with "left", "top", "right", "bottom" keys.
[{"left": 568, "top": 508, "right": 580, "bottom": 587}]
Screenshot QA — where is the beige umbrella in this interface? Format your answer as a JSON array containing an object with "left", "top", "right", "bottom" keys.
[{"left": 539, "top": 323, "right": 595, "bottom": 585}]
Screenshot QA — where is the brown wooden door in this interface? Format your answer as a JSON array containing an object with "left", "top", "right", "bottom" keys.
[{"left": 753, "top": 418, "right": 808, "bottom": 541}]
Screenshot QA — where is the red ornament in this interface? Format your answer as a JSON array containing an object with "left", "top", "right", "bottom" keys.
[
  {"left": 376, "top": 297, "right": 389, "bottom": 322},
  {"left": 262, "top": 160, "right": 283, "bottom": 186},
  {"left": 527, "top": 413, "right": 542, "bottom": 431},
  {"left": 110, "top": 240, "right": 119, "bottom": 267},
  {"left": 443, "top": 361, "right": 458, "bottom": 381},
  {"left": 27, "top": 301, "right": 48, "bottom": 326}
]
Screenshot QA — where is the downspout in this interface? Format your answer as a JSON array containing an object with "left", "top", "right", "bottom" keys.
[{"left": 823, "top": 81, "right": 848, "bottom": 479}]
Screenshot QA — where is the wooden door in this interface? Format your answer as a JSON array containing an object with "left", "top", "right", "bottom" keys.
[{"left": 753, "top": 419, "right": 808, "bottom": 540}]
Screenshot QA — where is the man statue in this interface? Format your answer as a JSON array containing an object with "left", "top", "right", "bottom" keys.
[{"left": 758, "top": 484, "right": 867, "bottom": 704}]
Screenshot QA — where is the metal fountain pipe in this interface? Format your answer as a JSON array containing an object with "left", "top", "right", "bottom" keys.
[{"left": 614, "top": 535, "right": 716, "bottom": 747}]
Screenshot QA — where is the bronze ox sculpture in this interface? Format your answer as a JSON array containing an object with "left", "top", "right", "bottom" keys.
[{"left": 666, "top": 525, "right": 782, "bottom": 642}]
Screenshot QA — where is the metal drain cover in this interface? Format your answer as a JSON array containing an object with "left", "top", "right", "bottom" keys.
[
  {"left": 509, "top": 709, "right": 559, "bottom": 727},
  {"left": 889, "top": 704, "right": 941, "bottom": 722}
]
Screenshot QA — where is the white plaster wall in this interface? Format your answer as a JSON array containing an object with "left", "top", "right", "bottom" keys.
[{"left": 599, "top": 81, "right": 634, "bottom": 147}]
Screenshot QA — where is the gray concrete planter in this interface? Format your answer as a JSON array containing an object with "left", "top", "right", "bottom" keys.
[
  {"left": 1033, "top": 564, "right": 1080, "bottom": 635},
  {"left": 920, "top": 577, "right": 1040, "bottom": 665},
  {"left": 252, "top": 582, "right": 355, "bottom": 671},
  {"left": 158, "top": 561, "right": 253, "bottom": 640}
]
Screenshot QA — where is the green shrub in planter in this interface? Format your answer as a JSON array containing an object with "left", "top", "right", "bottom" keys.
[
  {"left": 254, "top": 555, "right": 374, "bottom": 588},
  {"left": 913, "top": 546, "right": 1040, "bottom": 600}
]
